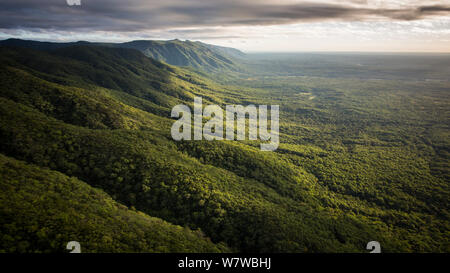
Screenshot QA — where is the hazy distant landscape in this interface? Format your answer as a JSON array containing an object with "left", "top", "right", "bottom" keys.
[
  {"left": 0, "top": 38, "right": 448, "bottom": 253},
  {"left": 243, "top": 53, "right": 450, "bottom": 81}
]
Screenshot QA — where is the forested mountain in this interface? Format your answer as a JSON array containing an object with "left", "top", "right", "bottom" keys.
[
  {"left": 0, "top": 43, "right": 448, "bottom": 253},
  {"left": 119, "top": 40, "right": 243, "bottom": 71},
  {"left": 0, "top": 38, "right": 244, "bottom": 71}
]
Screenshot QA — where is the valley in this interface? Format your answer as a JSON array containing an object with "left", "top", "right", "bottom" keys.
[{"left": 0, "top": 40, "right": 448, "bottom": 253}]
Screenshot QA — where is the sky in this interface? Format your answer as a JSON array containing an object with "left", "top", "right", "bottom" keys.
[{"left": 0, "top": 0, "right": 449, "bottom": 52}]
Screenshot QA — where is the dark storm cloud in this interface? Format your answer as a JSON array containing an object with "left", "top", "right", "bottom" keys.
[
  {"left": 0, "top": 0, "right": 449, "bottom": 32},
  {"left": 419, "top": 5, "right": 450, "bottom": 13}
]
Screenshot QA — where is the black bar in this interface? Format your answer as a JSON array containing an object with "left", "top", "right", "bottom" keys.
[{"left": 0, "top": 253, "right": 446, "bottom": 272}]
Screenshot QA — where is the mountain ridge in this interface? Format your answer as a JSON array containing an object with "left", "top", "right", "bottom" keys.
[{"left": 0, "top": 38, "right": 245, "bottom": 72}]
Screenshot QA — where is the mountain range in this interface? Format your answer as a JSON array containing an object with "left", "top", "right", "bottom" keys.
[{"left": 0, "top": 38, "right": 245, "bottom": 72}]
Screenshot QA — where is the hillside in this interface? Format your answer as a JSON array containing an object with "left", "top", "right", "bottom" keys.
[
  {"left": 0, "top": 38, "right": 244, "bottom": 72},
  {"left": 119, "top": 40, "right": 243, "bottom": 71},
  {"left": 0, "top": 44, "right": 448, "bottom": 253},
  {"left": 0, "top": 154, "right": 229, "bottom": 253}
]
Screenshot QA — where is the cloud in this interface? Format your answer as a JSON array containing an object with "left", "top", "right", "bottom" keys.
[
  {"left": 0, "top": 0, "right": 449, "bottom": 32},
  {"left": 419, "top": 5, "right": 450, "bottom": 13}
]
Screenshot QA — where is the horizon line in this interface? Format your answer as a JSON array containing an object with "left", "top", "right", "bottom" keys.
[{"left": 2, "top": 37, "right": 450, "bottom": 55}]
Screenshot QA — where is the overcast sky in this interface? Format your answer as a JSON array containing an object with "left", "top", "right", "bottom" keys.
[{"left": 0, "top": 0, "right": 449, "bottom": 52}]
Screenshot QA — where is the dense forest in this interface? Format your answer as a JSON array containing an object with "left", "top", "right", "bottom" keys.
[{"left": 0, "top": 42, "right": 448, "bottom": 253}]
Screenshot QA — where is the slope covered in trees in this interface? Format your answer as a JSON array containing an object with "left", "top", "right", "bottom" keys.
[{"left": 0, "top": 154, "right": 229, "bottom": 253}]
